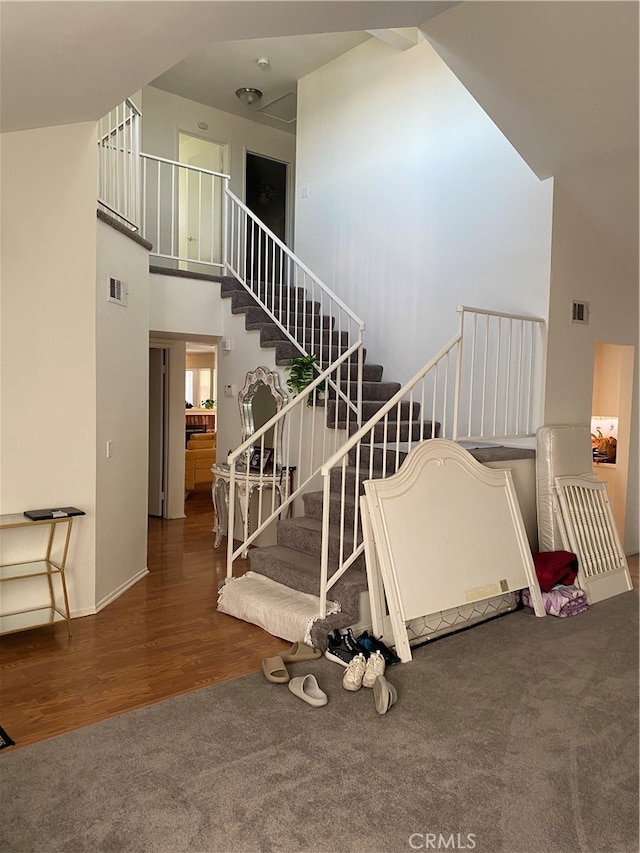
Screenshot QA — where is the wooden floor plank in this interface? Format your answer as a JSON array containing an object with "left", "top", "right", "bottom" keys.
[{"left": 0, "top": 490, "right": 287, "bottom": 749}]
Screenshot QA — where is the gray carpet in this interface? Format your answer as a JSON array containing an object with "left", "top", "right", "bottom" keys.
[{"left": 1, "top": 592, "right": 638, "bottom": 853}]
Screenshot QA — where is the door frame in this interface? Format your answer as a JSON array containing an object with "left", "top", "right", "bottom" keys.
[
  {"left": 243, "top": 147, "right": 293, "bottom": 250},
  {"left": 148, "top": 344, "right": 169, "bottom": 518}
]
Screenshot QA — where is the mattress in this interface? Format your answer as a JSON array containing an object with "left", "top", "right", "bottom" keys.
[{"left": 535, "top": 424, "right": 594, "bottom": 551}]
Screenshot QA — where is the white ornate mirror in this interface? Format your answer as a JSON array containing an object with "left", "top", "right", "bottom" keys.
[{"left": 238, "top": 367, "right": 288, "bottom": 467}]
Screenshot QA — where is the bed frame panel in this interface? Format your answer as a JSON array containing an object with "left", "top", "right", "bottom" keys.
[{"left": 363, "top": 439, "right": 544, "bottom": 662}]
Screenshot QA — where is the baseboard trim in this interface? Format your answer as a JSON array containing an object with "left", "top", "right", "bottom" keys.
[{"left": 94, "top": 567, "right": 150, "bottom": 613}]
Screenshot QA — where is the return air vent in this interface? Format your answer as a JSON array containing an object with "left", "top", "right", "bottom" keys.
[
  {"left": 571, "top": 300, "right": 589, "bottom": 325},
  {"left": 108, "top": 277, "right": 128, "bottom": 307}
]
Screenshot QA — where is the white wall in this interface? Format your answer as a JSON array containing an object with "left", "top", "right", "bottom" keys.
[
  {"left": 95, "top": 220, "right": 150, "bottom": 607},
  {"left": 0, "top": 123, "right": 98, "bottom": 616},
  {"left": 141, "top": 86, "right": 296, "bottom": 202},
  {"left": 149, "top": 273, "right": 225, "bottom": 338},
  {"left": 294, "top": 36, "right": 554, "bottom": 385},
  {"left": 545, "top": 167, "right": 639, "bottom": 552}
]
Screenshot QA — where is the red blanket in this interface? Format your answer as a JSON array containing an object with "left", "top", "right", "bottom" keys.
[{"left": 533, "top": 551, "right": 578, "bottom": 592}]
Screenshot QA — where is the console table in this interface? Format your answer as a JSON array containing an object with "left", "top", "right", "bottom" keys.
[
  {"left": 211, "top": 463, "right": 294, "bottom": 554},
  {"left": 0, "top": 512, "right": 79, "bottom": 637}
]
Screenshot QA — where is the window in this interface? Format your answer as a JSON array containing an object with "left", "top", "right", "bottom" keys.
[{"left": 185, "top": 368, "right": 212, "bottom": 407}]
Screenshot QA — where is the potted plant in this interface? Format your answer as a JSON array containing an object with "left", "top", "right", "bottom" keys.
[
  {"left": 201, "top": 398, "right": 216, "bottom": 410},
  {"left": 286, "top": 354, "right": 325, "bottom": 405}
]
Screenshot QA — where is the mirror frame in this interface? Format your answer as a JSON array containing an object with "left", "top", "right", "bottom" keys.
[{"left": 238, "top": 367, "right": 288, "bottom": 464}]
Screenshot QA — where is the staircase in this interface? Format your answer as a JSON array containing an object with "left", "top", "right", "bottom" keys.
[
  {"left": 96, "top": 110, "right": 545, "bottom": 653},
  {"left": 220, "top": 275, "right": 441, "bottom": 648}
]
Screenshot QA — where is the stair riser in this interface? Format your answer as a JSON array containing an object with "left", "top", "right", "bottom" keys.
[
  {"left": 348, "top": 445, "right": 410, "bottom": 471},
  {"left": 221, "top": 278, "right": 305, "bottom": 300},
  {"left": 276, "top": 521, "right": 366, "bottom": 571},
  {"left": 260, "top": 327, "right": 350, "bottom": 348},
  {"left": 275, "top": 345, "right": 367, "bottom": 366},
  {"left": 343, "top": 420, "right": 441, "bottom": 441},
  {"left": 326, "top": 381, "right": 401, "bottom": 402},
  {"left": 327, "top": 399, "right": 421, "bottom": 423},
  {"left": 245, "top": 309, "right": 335, "bottom": 332},
  {"left": 329, "top": 463, "right": 404, "bottom": 494},
  {"left": 302, "top": 492, "right": 360, "bottom": 528},
  {"left": 226, "top": 289, "right": 322, "bottom": 316},
  {"left": 339, "top": 363, "right": 383, "bottom": 383}
]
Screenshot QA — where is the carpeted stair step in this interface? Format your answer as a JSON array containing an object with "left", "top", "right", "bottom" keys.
[
  {"left": 329, "top": 461, "right": 405, "bottom": 495},
  {"left": 260, "top": 326, "right": 351, "bottom": 349},
  {"left": 349, "top": 444, "right": 411, "bottom": 471},
  {"left": 247, "top": 544, "right": 368, "bottom": 647},
  {"left": 327, "top": 398, "right": 421, "bottom": 425},
  {"left": 341, "top": 419, "right": 440, "bottom": 442},
  {"left": 221, "top": 283, "right": 321, "bottom": 316},
  {"left": 275, "top": 516, "right": 366, "bottom": 570},
  {"left": 245, "top": 307, "right": 335, "bottom": 333},
  {"left": 274, "top": 343, "right": 367, "bottom": 367},
  {"left": 327, "top": 380, "right": 401, "bottom": 402},
  {"left": 302, "top": 490, "right": 359, "bottom": 528},
  {"left": 339, "top": 362, "right": 384, "bottom": 383},
  {"left": 220, "top": 278, "right": 304, "bottom": 300}
]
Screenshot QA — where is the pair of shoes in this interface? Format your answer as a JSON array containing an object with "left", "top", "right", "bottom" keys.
[
  {"left": 342, "top": 650, "right": 386, "bottom": 691},
  {"left": 355, "top": 631, "right": 401, "bottom": 666},
  {"left": 288, "top": 674, "right": 328, "bottom": 707},
  {"left": 325, "top": 628, "right": 366, "bottom": 667},
  {"left": 262, "top": 642, "right": 321, "bottom": 683},
  {"left": 373, "top": 675, "right": 398, "bottom": 715}
]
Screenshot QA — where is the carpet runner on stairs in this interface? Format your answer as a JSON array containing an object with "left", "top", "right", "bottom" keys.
[{"left": 219, "top": 275, "right": 443, "bottom": 648}]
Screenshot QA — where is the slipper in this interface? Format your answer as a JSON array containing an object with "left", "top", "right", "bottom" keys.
[
  {"left": 262, "top": 655, "right": 289, "bottom": 683},
  {"left": 280, "top": 642, "right": 322, "bottom": 663},
  {"left": 288, "top": 674, "right": 328, "bottom": 707},
  {"left": 373, "top": 675, "right": 398, "bottom": 715}
]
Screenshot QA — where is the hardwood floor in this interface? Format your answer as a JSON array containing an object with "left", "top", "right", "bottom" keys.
[
  {"left": 1, "top": 491, "right": 638, "bottom": 751},
  {"left": 0, "top": 490, "right": 288, "bottom": 750}
]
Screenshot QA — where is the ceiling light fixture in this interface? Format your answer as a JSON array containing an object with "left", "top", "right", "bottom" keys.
[{"left": 235, "top": 87, "right": 263, "bottom": 106}]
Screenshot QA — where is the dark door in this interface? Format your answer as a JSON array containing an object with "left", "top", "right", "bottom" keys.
[{"left": 245, "top": 152, "right": 287, "bottom": 284}]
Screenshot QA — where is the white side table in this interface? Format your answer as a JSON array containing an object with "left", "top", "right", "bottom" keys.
[{"left": 211, "top": 463, "right": 291, "bottom": 553}]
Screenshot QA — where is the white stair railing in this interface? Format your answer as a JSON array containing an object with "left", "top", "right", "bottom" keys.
[
  {"left": 225, "top": 343, "right": 364, "bottom": 573},
  {"left": 225, "top": 187, "right": 364, "bottom": 375},
  {"left": 96, "top": 128, "right": 547, "bottom": 603},
  {"left": 140, "top": 154, "right": 229, "bottom": 270},
  {"left": 97, "top": 98, "right": 141, "bottom": 230},
  {"left": 316, "top": 306, "right": 546, "bottom": 617}
]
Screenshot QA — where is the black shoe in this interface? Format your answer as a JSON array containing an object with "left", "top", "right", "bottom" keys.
[
  {"left": 325, "top": 629, "right": 362, "bottom": 667},
  {"left": 355, "top": 631, "right": 400, "bottom": 666}
]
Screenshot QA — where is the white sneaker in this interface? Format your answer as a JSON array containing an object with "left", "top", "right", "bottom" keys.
[
  {"left": 342, "top": 653, "right": 366, "bottom": 691},
  {"left": 362, "top": 650, "right": 386, "bottom": 688}
]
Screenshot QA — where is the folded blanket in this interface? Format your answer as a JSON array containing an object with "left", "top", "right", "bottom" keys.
[
  {"left": 533, "top": 550, "right": 578, "bottom": 592},
  {"left": 522, "top": 583, "right": 589, "bottom": 618}
]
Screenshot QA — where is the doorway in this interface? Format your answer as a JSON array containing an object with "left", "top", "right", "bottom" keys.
[
  {"left": 148, "top": 346, "right": 168, "bottom": 517},
  {"left": 245, "top": 151, "right": 288, "bottom": 282},
  {"left": 591, "top": 341, "right": 634, "bottom": 541},
  {"left": 178, "top": 133, "right": 227, "bottom": 272}
]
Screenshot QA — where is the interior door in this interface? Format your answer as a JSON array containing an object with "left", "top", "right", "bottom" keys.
[
  {"left": 148, "top": 347, "right": 167, "bottom": 517},
  {"left": 245, "top": 152, "right": 288, "bottom": 283},
  {"left": 178, "top": 134, "right": 226, "bottom": 271}
]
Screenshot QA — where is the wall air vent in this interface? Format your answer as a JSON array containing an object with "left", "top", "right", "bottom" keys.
[
  {"left": 108, "top": 277, "right": 128, "bottom": 307},
  {"left": 571, "top": 300, "right": 589, "bottom": 325}
]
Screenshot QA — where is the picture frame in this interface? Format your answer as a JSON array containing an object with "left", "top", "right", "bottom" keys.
[{"left": 249, "top": 446, "right": 273, "bottom": 473}]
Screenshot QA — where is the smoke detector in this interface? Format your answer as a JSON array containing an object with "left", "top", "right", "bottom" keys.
[{"left": 257, "top": 57, "right": 271, "bottom": 69}]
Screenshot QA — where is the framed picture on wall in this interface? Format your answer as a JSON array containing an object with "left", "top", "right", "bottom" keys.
[{"left": 249, "top": 447, "right": 273, "bottom": 473}]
